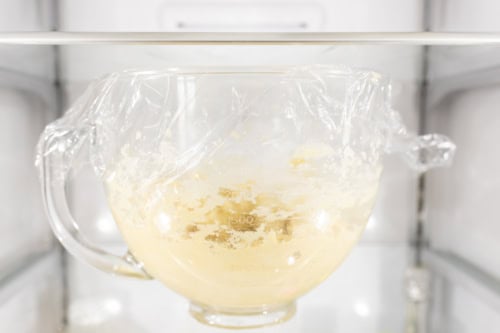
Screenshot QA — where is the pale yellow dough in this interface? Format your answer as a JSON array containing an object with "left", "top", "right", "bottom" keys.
[{"left": 105, "top": 145, "right": 379, "bottom": 309}]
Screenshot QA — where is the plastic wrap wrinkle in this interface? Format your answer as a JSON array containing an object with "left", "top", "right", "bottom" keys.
[{"left": 36, "top": 66, "right": 456, "bottom": 187}]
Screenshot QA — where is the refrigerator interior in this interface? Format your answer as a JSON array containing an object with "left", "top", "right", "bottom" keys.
[{"left": 0, "top": 1, "right": 499, "bottom": 333}]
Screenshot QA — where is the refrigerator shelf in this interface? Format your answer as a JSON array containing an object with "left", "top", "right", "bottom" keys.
[
  {"left": 424, "top": 249, "right": 500, "bottom": 311},
  {"left": 424, "top": 249, "right": 500, "bottom": 332},
  {"left": 1, "top": 32, "right": 500, "bottom": 45}
]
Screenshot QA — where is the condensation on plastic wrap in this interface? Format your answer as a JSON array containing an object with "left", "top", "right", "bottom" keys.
[{"left": 36, "top": 65, "right": 455, "bottom": 188}]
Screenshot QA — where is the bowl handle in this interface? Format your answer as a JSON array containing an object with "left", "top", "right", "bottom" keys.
[{"left": 38, "top": 130, "right": 151, "bottom": 279}]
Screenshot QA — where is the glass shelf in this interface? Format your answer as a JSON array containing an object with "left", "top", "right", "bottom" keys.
[{"left": 1, "top": 32, "right": 500, "bottom": 45}]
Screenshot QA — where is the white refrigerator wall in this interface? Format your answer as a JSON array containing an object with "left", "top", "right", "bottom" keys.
[
  {"left": 424, "top": 0, "right": 500, "bottom": 332},
  {"left": 0, "top": 252, "right": 63, "bottom": 333},
  {"left": 425, "top": 72, "right": 500, "bottom": 332},
  {"left": 427, "top": 0, "right": 500, "bottom": 278},
  {"left": 0, "top": 85, "right": 55, "bottom": 269},
  {"left": 0, "top": 0, "right": 55, "bottom": 79},
  {"left": 0, "top": 0, "right": 62, "bottom": 331},
  {"left": 58, "top": 0, "right": 423, "bottom": 32}
]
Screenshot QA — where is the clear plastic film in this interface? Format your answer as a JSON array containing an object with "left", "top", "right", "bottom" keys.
[
  {"left": 35, "top": 66, "right": 456, "bottom": 308},
  {"left": 36, "top": 65, "right": 455, "bottom": 184}
]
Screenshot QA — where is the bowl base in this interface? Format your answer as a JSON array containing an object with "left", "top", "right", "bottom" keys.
[{"left": 189, "top": 301, "right": 296, "bottom": 329}]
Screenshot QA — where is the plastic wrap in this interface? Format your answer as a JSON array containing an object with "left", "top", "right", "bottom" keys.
[
  {"left": 36, "top": 66, "right": 456, "bottom": 310},
  {"left": 37, "top": 66, "right": 454, "bottom": 182}
]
